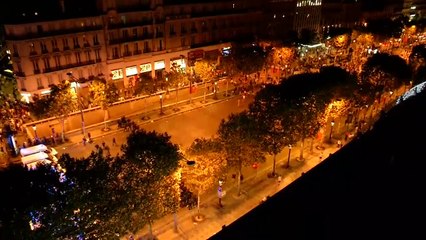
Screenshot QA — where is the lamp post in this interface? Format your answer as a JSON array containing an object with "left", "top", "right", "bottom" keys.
[
  {"left": 67, "top": 72, "right": 86, "bottom": 139},
  {"left": 159, "top": 94, "right": 164, "bottom": 115},
  {"left": 213, "top": 81, "right": 218, "bottom": 100},
  {"left": 32, "top": 125, "right": 38, "bottom": 139},
  {"left": 286, "top": 144, "right": 292, "bottom": 168},
  {"left": 329, "top": 120, "right": 335, "bottom": 141}
]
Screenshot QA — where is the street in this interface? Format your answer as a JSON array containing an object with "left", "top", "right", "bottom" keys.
[{"left": 58, "top": 94, "right": 254, "bottom": 158}]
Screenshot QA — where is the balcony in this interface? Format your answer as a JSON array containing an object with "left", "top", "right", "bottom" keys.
[
  {"left": 6, "top": 25, "right": 104, "bottom": 40},
  {"left": 123, "top": 51, "right": 132, "bottom": 57},
  {"left": 34, "top": 69, "right": 41, "bottom": 74},
  {"left": 52, "top": 48, "right": 60, "bottom": 53},
  {"left": 133, "top": 50, "right": 142, "bottom": 55},
  {"left": 43, "top": 60, "right": 96, "bottom": 73},
  {"left": 83, "top": 43, "right": 91, "bottom": 48},
  {"left": 109, "top": 34, "right": 154, "bottom": 45},
  {"left": 108, "top": 19, "right": 154, "bottom": 30},
  {"left": 181, "top": 29, "right": 188, "bottom": 34},
  {"left": 30, "top": 51, "right": 38, "bottom": 56},
  {"left": 15, "top": 71, "right": 25, "bottom": 77},
  {"left": 143, "top": 48, "right": 151, "bottom": 53},
  {"left": 63, "top": 46, "right": 71, "bottom": 51}
]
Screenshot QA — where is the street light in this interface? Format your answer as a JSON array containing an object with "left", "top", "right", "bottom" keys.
[
  {"left": 286, "top": 144, "right": 292, "bottom": 168},
  {"left": 32, "top": 125, "right": 38, "bottom": 139},
  {"left": 67, "top": 72, "right": 86, "bottom": 139},
  {"left": 329, "top": 120, "right": 335, "bottom": 141},
  {"left": 159, "top": 94, "right": 164, "bottom": 115},
  {"left": 213, "top": 81, "right": 218, "bottom": 100}
]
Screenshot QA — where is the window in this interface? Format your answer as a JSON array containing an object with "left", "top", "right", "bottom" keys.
[
  {"left": 170, "top": 24, "right": 175, "bottom": 35},
  {"left": 159, "top": 40, "right": 163, "bottom": 51},
  {"left": 75, "top": 52, "right": 81, "bottom": 63},
  {"left": 134, "top": 43, "right": 139, "bottom": 52},
  {"left": 29, "top": 42, "right": 35, "bottom": 53},
  {"left": 95, "top": 50, "right": 101, "bottom": 61},
  {"left": 54, "top": 56, "right": 61, "bottom": 67},
  {"left": 123, "top": 29, "right": 129, "bottom": 38},
  {"left": 47, "top": 75, "right": 53, "bottom": 85},
  {"left": 73, "top": 37, "right": 80, "bottom": 48},
  {"left": 191, "top": 36, "right": 195, "bottom": 45},
  {"left": 65, "top": 54, "right": 71, "bottom": 65},
  {"left": 51, "top": 39, "right": 58, "bottom": 49},
  {"left": 86, "top": 51, "right": 91, "bottom": 61},
  {"left": 63, "top": 39, "right": 69, "bottom": 49},
  {"left": 143, "top": 27, "right": 148, "bottom": 36},
  {"left": 144, "top": 42, "right": 149, "bottom": 51},
  {"left": 13, "top": 44, "right": 19, "bottom": 56},
  {"left": 43, "top": 58, "right": 50, "bottom": 69},
  {"left": 93, "top": 34, "right": 99, "bottom": 45},
  {"left": 113, "top": 47, "right": 119, "bottom": 58},
  {"left": 181, "top": 37, "right": 186, "bottom": 47},
  {"left": 37, "top": 78, "right": 43, "bottom": 88},
  {"left": 40, "top": 42, "right": 48, "bottom": 53},
  {"left": 132, "top": 28, "right": 137, "bottom": 37},
  {"left": 32, "top": 59, "right": 40, "bottom": 71}
]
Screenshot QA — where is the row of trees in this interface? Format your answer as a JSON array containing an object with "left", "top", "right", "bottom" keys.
[{"left": 0, "top": 48, "right": 416, "bottom": 238}]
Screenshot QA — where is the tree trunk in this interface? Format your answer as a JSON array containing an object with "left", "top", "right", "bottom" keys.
[
  {"left": 173, "top": 212, "right": 178, "bottom": 233},
  {"left": 237, "top": 163, "right": 242, "bottom": 196},
  {"left": 148, "top": 221, "right": 153, "bottom": 240},
  {"left": 271, "top": 154, "right": 277, "bottom": 176},
  {"left": 175, "top": 85, "right": 179, "bottom": 104},
  {"left": 299, "top": 137, "right": 305, "bottom": 160},
  {"left": 197, "top": 192, "right": 201, "bottom": 214},
  {"left": 60, "top": 118, "right": 65, "bottom": 143}
]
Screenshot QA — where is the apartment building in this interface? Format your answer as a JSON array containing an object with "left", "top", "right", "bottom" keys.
[
  {"left": 3, "top": 0, "right": 262, "bottom": 101},
  {"left": 293, "top": 0, "right": 322, "bottom": 33},
  {"left": 402, "top": 0, "right": 426, "bottom": 21}
]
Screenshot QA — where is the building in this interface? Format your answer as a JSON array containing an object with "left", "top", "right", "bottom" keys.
[
  {"left": 293, "top": 0, "right": 322, "bottom": 34},
  {"left": 402, "top": 0, "right": 426, "bottom": 21},
  {"left": 210, "top": 82, "right": 426, "bottom": 240},
  {"left": 2, "top": 0, "right": 262, "bottom": 102},
  {"left": 321, "top": 0, "right": 362, "bottom": 33}
]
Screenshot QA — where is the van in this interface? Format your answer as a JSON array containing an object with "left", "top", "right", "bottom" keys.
[
  {"left": 20, "top": 144, "right": 59, "bottom": 170},
  {"left": 21, "top": 152, "right": 52, "bottom": 170},
  {"left": 20, "top": 144, "right": 58, "bottom": 158}
]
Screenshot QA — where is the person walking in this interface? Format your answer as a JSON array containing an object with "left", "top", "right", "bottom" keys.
[{"left": 112, "top": 137, "right": 116, "bottom": 147}]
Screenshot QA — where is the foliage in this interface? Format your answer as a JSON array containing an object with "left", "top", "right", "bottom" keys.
[
  {"left": 89, "top": 79, "right": 119, "bottom": 109},
  {"left": 231, "top": 43, "right": 267, "bottom": 74},
  {"left": 134, "top": 74, "right": 157, "bottom": 96},
  {"left": 217, "top": 112, "right": 265, "bottom": 195},
  {"left": 266, "top": 47, "right": 296, "bottom": 68},
  {"left": 193, "top": 60, "right": 216, "bottom": 82},
  {"left": 0, "top": 73, "right": 25, "bottom": 126},
  {"left": 360, "top": 53, "right": 411, "bottom": 100},
  {"left": 29, "top": 94, "right": 51, "bottom": 119},
  {"left": 0, "top": 164, "right": 65, "bottom": 239},
  {"left": 182, "top": 138, "right": 226, "bottom": 211},
  {"left": 409, "top": 44, "right": 426, "bottom": 85}
]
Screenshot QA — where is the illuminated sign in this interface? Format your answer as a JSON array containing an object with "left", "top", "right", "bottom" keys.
[
  {"left": 171, "top": 58, "right": 186, "bottom": 68},
  {"left": 126, "top": 66, "right": 138, "bottom": 76},
  {"left": 140, "top": 63, "right": 152, "bottom": 73},
  {"left": 111, "top": 69, "right": 123, "bottom": 80},
  {"left": 154, "top": 60, "right": 165, "bottom": 70}
]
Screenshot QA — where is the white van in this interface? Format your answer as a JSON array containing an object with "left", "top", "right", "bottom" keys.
[{"left": 20, "top": 144, "right": 59, "bottom": 170}]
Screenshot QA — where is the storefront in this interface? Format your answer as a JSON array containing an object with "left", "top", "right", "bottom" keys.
[
  {"left": 139, "top": 63, "right": 152, "bottom": 79},
  {"left": 125, "top": 66, "right": 138, "bottom": 87},
  {"left": 154, "top": 60, "right": 165, "bottom": 79}
]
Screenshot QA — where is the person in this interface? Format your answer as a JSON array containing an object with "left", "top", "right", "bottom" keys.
[
  {"left": 337, "top": 140, "right": 342, "bottom": 148},
  {"left": 87, "top": 132, "right": 92, "bottom": 143},
  {"left": 319, "top": 151, "right": 323, "bottom": 161},
  {"left": 112, "top": 137, "right": 116, "bottom": 146},
  {"left": 277, "top": 175, "right": 282, "bottom": 184},
  {"left": 82, "top": 138, "right": 86, "bottom": 146},
  {"left": 102, "top": 141, "right": 106, "bottom": 149}
]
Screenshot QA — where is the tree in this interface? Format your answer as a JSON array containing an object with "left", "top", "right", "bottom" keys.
[
  {"left": 249, "top": 85, "right": 293, "bottom": 176},
  {"left": 217, "top": 112, "right": 265, "bottom": 196},
  {"left": 409, "top": 44, "right": 426, "bottom": 85},
  {"left": 181, "top": 138, "right": 226, "bottom": 214},
  {"left": 360, "top": 53, "right": 411, "bottom": 102},
  {"left": 266, "top": 47, "right": 296, "bottom": 68},
  {"left": 134, "top": 74, "right": 157, "bottom": 96},
  {"left": 89, "top": 79, "right": 119, "bottom": 130},
  {"left": 231, "top": 43, "right": 267, "bottom": 74},
  {"left": 165, "top": 62, "right": 189, "bottom": 105},
  {"left": 0, "top": 73, "right": 24, "bottom": 131},
  {"left": 193, "top": 59, "right": 216, "bottom": 83},
  {"left": 120, "top": 130, "right": 181, "bottom": 238},
  {"left": 48, "top": 82, "right": 78, "bottom": 142}
]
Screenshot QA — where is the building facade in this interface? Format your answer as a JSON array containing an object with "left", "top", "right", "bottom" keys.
[{"left": 3, "top": 0, "right": 262, "bottom": 101}]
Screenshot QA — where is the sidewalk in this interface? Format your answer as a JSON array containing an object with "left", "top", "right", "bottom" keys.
[{"left": 130, "top": 141, "right": 339, "bottom": 240}]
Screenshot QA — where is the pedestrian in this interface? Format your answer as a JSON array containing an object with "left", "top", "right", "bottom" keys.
[
  {"left": 102, "top": 141, "right": 106, "bottom": 149},
  {"left": 277, "top": 175, "right": 282, "bottom": 185},
  {"left": 337, "top": 140, "right": 342, "bottom": 148},
  {"left": 319, "top": 151, "right": 323, "bottom": 161},
  {"left": 82, "top": 138, "right": 86, "bottom": 146},
  {"left": 112, "top": 137, "right": 116, "bottom": 146},
  {"left": 87, "top": 132, "right": 92, "bottom": 143}
]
